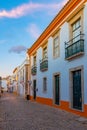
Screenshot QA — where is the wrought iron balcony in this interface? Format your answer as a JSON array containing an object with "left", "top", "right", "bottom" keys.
[
  {"left": 65, "top": 33, "right": 84, "bottom": 60},
  {"left": 31, "top": 65, "right": 37, "bottom": 75},
  {"left": 40, "top": 57, "right": 48, "bottom": 71}
]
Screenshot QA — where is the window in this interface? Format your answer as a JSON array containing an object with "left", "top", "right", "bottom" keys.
[
  {"left": 23, "top": 69, "right": 24, "bottom": 81},
  {"left": 53, "top": 36, "right": 59, "bottom": 57},
  {"left": 33, "top": 56, "right": 36, "bottom": 65},
  {"left": 72, "top": 19, "right": 81, "bottom": 42},
  {"left": 43, "top": 47, "right": 47, "bottom": 59},
  {"left": 43, "top": 77, "right": 47, "bottom": 92}
]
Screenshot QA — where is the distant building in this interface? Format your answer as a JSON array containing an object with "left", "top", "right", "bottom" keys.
[
  {"left": 0, "top": 76, "right": 2, "bottom": 96},
  {"left": 7, "top": 76, "right": 13, "bottom": 92},
  {"left": 13, "top": 67, "right": 19, "bottom": 94},
  {"left": 2, "top": 78, "right": 7, "bottom": 91},
  {"left": 15, "top": 58, "right": 30, "bottom": 97}
]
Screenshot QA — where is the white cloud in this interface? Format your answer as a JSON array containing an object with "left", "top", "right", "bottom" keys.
[
  {"left": 0, "top": 0, "right": 69, "bottom": 18},
  {"left": 27, "top": 23, "right": 41, "bottom": 40},
  {"left": 9, "top": 45, "right": 27, "bottom": 54}
]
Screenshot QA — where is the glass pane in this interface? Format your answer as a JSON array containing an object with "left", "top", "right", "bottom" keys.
[
  {"left": 43, "top": 78, "right": 47, "bottom": 91},
  {"left": 54, "top": 37, "right": 58, "bottom": 47},
  {"left": 73, "top": 27, "right": 80, "bottom": 43},
  {"left": 73, "top": 24, "right": 75, "bottom": 31},
  {"left": 33, "top": 56, "right": 36, "bottom": 65},
  {"left": 43, "top": 47, "right": 47, "bottom": 58},
  {"left": 76, "top": 20, "right": 80, "bottom": 28},
  {"left": 54, "top": 47, "right": 58, "bottom": 57},
  {"left": 54, "top": 37, "right": 59, "bottom": 57},
  {"left": 72, "top": 19, "right": 80, "bottom": 31}
]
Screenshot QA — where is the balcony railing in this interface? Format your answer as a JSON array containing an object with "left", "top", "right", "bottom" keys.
[
  {"left": 65, "top": 33, "right": 84, "bottom": 60},
  {"left": 31, "top": 65, "right": 37, "bottom": 75},
  {"left": 40, "top": 57, "right": 48, "bottom": 71}
]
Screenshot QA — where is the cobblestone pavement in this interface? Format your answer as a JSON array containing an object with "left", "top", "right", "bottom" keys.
[{"left": 0, "top": 93, "right": 87, "bottom": 130}]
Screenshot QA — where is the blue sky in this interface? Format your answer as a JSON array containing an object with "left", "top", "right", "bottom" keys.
[{"left": 0, "top": 0, "right": 68, "bottom": 77}]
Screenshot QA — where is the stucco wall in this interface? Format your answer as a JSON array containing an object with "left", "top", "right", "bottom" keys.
[{"left": 30, "top": 3, "right": 87, "bottom": 105}]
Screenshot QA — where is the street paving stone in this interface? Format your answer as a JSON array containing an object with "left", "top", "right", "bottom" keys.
[{"left": 0, "top": 93, "right": 87, "bottom": 130}]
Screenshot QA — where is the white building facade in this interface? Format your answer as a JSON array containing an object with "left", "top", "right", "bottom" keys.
[
  {"left": 17, "top": 59, "right": 29, "bottom": 97},
  {"left": 13, "top": 67, "right": 19, "bottom": 94},
  {"left": 0, "top": 76, "right": 2, "bottom": 96},
  {"left": 2, "top": 79, "right": 7, "bottom": 91},
  {"left": 28, "top": 0, "right": 87, "bottom": 117}
]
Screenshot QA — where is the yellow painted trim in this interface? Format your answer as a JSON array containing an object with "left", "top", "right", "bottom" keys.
[{"left": 27, "top": 0, "right": 85, "bottom": 55}]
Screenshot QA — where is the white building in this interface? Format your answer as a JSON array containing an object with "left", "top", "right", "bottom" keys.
[
  {"left": 17, "top": 58, "right": 29, "bottom": 97},
  {"left": 27, "top": 0, "right": 87, "bottom": 117},
  {"left": 13, "top": 67, "right": 19, "bottom": 94},
  {"left": 2, "top": 78, "right": 7, "bottom": 91},
  {"left": 7, "top": 76, "right": 14, "bottom": 92},
  {"left": 0, "top": 76, "right": 2, "bottom": 95}
]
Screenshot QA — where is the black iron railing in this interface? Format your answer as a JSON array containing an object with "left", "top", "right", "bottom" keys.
[
  {"left": 31, "top": 65, "right": 37, "bottom": 75},
  {"left": 65, "top": 33, "right": 84, "bottom": 59},
  {"left": 40, "top": 57, "right": 48, "bottom": 71}
]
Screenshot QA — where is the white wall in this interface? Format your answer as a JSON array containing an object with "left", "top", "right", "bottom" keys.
[
  {"left": 17, "top": 59, "right": 29, "bottom": 96},
  {"left": 83, "top": 2, "right": 87, "bottom": 104},
  {"left": 2, "top": 80, "right": 7, "bottom": 90},
  {"left": 30, "top": 3, "right": 87, "bottom": 104}
]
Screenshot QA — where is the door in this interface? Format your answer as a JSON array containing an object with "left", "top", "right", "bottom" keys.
[
  {"left": 33, "top": 80, "right": 36, "bottom": 100},
  {"left": 73, "top": 70, "right": 82, "bottom": 110},
  {"left": 54, "top": 75, "right": 60, "bottom": 105}
]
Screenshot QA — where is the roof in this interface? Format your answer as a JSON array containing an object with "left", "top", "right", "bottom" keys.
[
  {"left": 27, "top": 0, "right": 85, "bottom": 55},
  {"left": 13, "top": 67, "right": 18, "bottom": 73}
]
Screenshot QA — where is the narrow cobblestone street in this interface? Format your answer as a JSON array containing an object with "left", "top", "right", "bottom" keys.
[{"left": 0, "top": 93, "right": 87, "bottom": 130}]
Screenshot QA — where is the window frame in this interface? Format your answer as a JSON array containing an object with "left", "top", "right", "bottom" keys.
[
  {"left": 43, "top": 77, "right": 47, "bottom": 92},
  {"left": 33, "top": 55, "right": 36, "bottom": 66},
  {"left": 72, "top": 18, "right": 81, "bottom": 32},
  {"left": 43, "top": 46, "right": 47, "bottom": 59},
  {"left": 68, "top": 8, "right": 83, "bottom": 43},
  {"left": 53, "top": 34, "right": 60, "bottom": 58}
]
